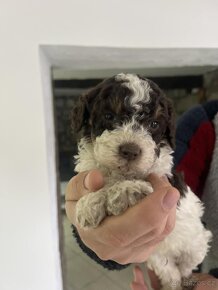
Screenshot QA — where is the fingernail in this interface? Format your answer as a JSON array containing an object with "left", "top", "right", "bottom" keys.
[
  {"left": 84, "top": 172, "right": 90, "bottom": 190},
  {"left": 162, "top": 190, "right": 179, "bottom": 210}
]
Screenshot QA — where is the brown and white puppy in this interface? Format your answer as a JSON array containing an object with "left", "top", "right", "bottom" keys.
[{"left": 72, "top": 73, "right": 211, "bottom": 290}]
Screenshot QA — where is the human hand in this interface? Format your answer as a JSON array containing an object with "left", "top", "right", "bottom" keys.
[
  {"left": 65, "top": 170, "right": 180, "bottom": 264},
  {"left": 187, "top": 273, "right": 218, "bottom": 290},
  {"left": 131, "top": 266, "right": 218, "bottom": 290}
]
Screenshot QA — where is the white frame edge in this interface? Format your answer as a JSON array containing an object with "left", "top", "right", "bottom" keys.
[
  {"left": 37, "top": 45, "right": 218, "bottom": 290},
  {"left": 39, "top": 46, "right": 63, "bottom": 290}
]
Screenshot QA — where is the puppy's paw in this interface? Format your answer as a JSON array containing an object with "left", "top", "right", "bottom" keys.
[
  {"left": 138, "top": 180, "right": 153, "bottom": 195},
  {"left": 127, "top": 180, "right": 152, "bottom": 206},
  {"left": 106, "top": 186, "right": 128, "bottom": 216},
  {"left": 106, "top": 180, "right": 153, "bottom": 215},
  {"left": 76, "top": 191, "right": 106, "bottom": 229}
]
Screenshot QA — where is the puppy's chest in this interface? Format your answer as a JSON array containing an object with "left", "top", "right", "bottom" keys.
[{"left": 103, "top": 173, "right": 138, "bottom": 187}]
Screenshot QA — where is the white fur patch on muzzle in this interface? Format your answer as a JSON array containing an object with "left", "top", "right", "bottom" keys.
[{"left": 93, "top": 121, "right": 156, "bottom": 175}]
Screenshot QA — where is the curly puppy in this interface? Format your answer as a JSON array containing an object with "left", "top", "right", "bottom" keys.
[{"left": 71, "top": 73, "right": 212, "bottom": 290}]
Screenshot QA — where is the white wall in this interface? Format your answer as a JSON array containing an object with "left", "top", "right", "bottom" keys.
[{"left": 1, "top": 1, "right": 218, "bottom": 290}]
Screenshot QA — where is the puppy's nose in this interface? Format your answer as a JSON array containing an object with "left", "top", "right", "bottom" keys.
[{"left": 119, "top": 143, "right": 142, "bottom": 161}]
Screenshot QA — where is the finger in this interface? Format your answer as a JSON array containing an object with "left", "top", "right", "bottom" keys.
[
  {"left": 129, "top": 216, "right": 168, "bottom": 248},
  {"left": 137, "top": 206, "right": 176, "bottom": 246},
  {"left": 147, "top": 173, "right": 171, "bottom": 190},
  {"left": 65, "top": 201, "right": 109, "bottom": 253},
  {"left": 189, "top": 273, "right": 218, "bottom": 290},
  {"left": 65, "top": 200, "right": 108, "bottom": 250},
  {"left": 65, "top": 171, "right": 89, "bottom": 201},
  {"left": 65, "top": 200, "right": 77, "bottom": 224},
  {"left": 194, "top": 279, "right": 218, "bottom": 290},
  {"left": 74, "top": 208, "right": 175, "bottom": 264},
  {"left": 83, "top": 169, "right": 104, "bottom": 192},
  {"left": 131, "top": 206, "right": 176, "bottom": 248},
  {"left": 65, "top": 169, "right": 104, "bottom": 201},
  {"left": 191, "top": 273, "right": 216, "bottom": 282},
  {"left": 129, "top": 243, "right": 157, "bottom": 263},
  {"left": 112, "top": 242, "right": 157, "bottom": 264},
  {"left": 131, "top": 282, "right": 148, "bottom": 290},
  {"left": 133, "top": 265, "right": 146, "bottom": 284},
  {"left": 147, "top": 269, "right": 161, "bottom": 290},
  {"left": 161, "top": 207, "right": 176, "bottom": 236}
]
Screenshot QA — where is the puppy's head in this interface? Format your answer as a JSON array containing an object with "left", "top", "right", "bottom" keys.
[{"left": 72, "top": 73, "right": 175, "bottom": 176}]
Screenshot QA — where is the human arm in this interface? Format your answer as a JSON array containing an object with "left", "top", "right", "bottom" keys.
[{"left": 65, "top": 170, "right": 180, "bottom": 269}]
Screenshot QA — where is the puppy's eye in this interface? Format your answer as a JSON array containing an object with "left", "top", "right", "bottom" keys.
[
  {"left": 105, "top": 113, "right": 114, "bottom": 120},
  {"left": 149, "top": 120, "right": 159, "bottom": 129}
]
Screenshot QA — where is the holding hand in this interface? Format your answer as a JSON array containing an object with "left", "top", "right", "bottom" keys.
[{"left": 65, "top": 170, "right": 179, "bottom": 264}]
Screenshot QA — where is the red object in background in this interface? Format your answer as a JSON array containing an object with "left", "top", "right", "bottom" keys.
[{"left": 176, "top": 121, "right": 215, "bottom": 199}]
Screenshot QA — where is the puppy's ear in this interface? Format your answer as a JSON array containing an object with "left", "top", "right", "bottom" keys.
[
  {"left": 165, "top": 98, "right": 176, "bottom": 149},
  {"left": 71, "top": 95, "right": 87, "bottom": 133},
  {"left": 71, "top": 86, "right": 100, "bottom": 137},
  {"left": 169, "top": 170, "right": 187, "bottom": 200}
]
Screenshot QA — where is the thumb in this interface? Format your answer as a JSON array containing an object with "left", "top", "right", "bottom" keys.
[
  {"left": 83, "top": 169, "right": 104, "bottom": 192},
  {"left": 146, "top": 174, "right": 180, "bottom": 212},
  {"left": 135, "top": 186, "right": 179, "bottom": 231},
  {"left": 65, "top": 169, "right": 104, "bottom": 201}
]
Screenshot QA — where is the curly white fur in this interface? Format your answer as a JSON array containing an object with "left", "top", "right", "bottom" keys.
[
  {"left": 74, "top": 119, "right": 212, "bottom": 290},
  {"left": 115, "top": 73, "right": 151, "bottom": 110},
  {"left": 147, "top": 188, "right": 212, "bottom": 290}
]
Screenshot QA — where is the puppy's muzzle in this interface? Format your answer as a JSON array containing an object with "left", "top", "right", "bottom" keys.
[{"left": 119, "top": 143, "right": 142, "bottom": 161}]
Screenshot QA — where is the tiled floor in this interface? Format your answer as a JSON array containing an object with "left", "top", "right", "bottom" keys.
[{"left": 62, "top": 215, "right": 152, "bottom": 290}]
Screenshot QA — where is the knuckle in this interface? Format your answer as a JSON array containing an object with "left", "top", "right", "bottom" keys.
[
  {"left": 96, "top": 251, "right": 112, "bottom": 261},
  {"left": 163, "top": 220, "right": 175, "bottom": 236},
  {"left": 84, "top": 242, "right": 114, "bottom": 261},
  {"left": 70, "top": 175, "right": 78, "bottom": 187},
  {"left": 114, "top": 251, "right": 148, "bottom": 264},
  {"left": 106, "top": 232, "right": 128, "bottom": 248},
  {"left": 111, "top": 236, "right": 127, "bottom": 248},
  {"left": 153, "top": 235, "right": 165, "bottom": 245},
  {"left": 66, "top": 176, "right": 77, "bottom": 196},
  {"left": 150, "top": 227, "right": 162, "bottom": 238},
  {"left": 133, "top": 257, "right": 147, "bottom": 263},
  {"left": 113, "top": 257, "right": 130, "bottom": 265},
  {"left": 66, "top": 172, "right": 90, "bottom": 200}
]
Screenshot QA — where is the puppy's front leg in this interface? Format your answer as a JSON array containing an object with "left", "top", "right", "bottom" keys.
[
  {"left": 76, "top": 189, "right": 107, "bottom": 229},
  {"left": 106, "top": 180, "right": 152, "bottom": 216},
  {"left": 76, "top": 180, "right": 152, "bottom": 229}
]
